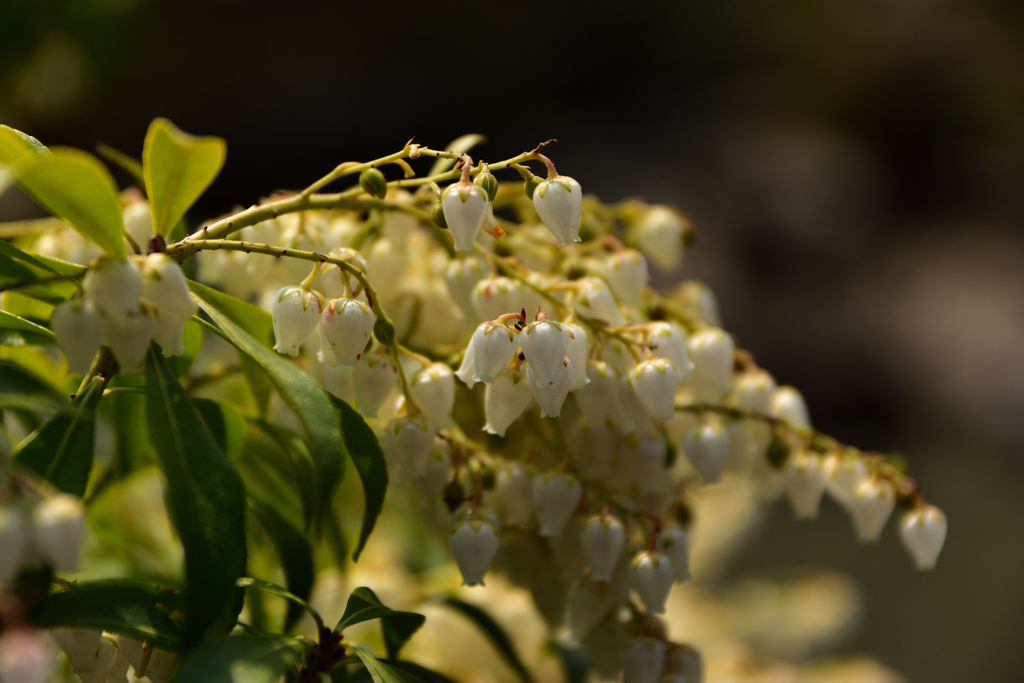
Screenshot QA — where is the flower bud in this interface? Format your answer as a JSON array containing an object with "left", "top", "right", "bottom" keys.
[
  {"left": 623, "top": 638, "right": 666, "bottom": 683},
  {"left": 138, "top": 254, "right": 196, "bottom": 320},
  {"left": 657, "top": 526, "right": 692, "bottom": 582},
  {"left": 629, "top": 358, "right": 678, "bottom": 424},
  {"left": 50, "top": 298, "right": 104, "bottom": 374},
  {"left": 382, "top": 416, "right": 434, "bottom": 479},
  {"left": 352, "top": 353, "right": 398, "bottom": 418},
  {"left": 519, "top": 320, "right": 569, "bottom": 384},
  {"left": 441, "top": 182, "right": 490, "bottom": 252},
  {"left": 533, "top": 473, "right": 582, "bottom": 537},
  {"left": 603, "top": 249, "right": 649, "bottom": 308},
  {"left": 122, "top": 199, "right": 153, "bottom": 248},
  {"left": 770, "top": 385, "right": 810, "bottom": 428},
  {"left": 321, "top": 298, "right": 375, "bottom": 366},
  {"left": 734, "top": 368, "right": 776, "bottom": 414},
  {"left": 53, "top": 629, "right": 102, "bottom": 675},
  {"left": 84, "top": 257, "right": 142, "bottom": 323},
  {"left": 784, "top": 449, "right": 829, "bottom": 519},
  {"left": 0, "top": 506, "right": 29, "bottom": 584},
  {"left": 850, "top": 477, "right": 896, "bottom": 542},
  {"left": 272, "top": 286, "right": 324, "bottom": 357},
  {"left": 77, "top": 634, "right": 118, "bottom": 683},
  {"left": 103, "top": 308, "right": 152, "bottom": 373},
  {"left": 471, "top": 276, "right": 521, "bottom": 322},
  {"left": 580, "top": 515, "right": 625, "bottom": 582},
  {"left": 564, "top": 323, "right": 590, "bottom": 391},
  {"left": 572, "top": 278, "right": 624, "bottom": 326},
  {"left": 574, "top": 361, "right": 630, "bottom": 430},
  {"left": 682, "top": 419, "right": 730, "bottom": 484},
  {"left": 484, "top": 367, "right": 533, "bottom": 437},
  {"left": 646, "top": 322, "right": 693, "bottom": 383},
  {"left": 408, "top": 363, "right": 455, "bottom": 428},
  {"left": 458, "top": 321, "right": 518, "bottom": 386},
  {"left": 601, "top": 337, "right": 635, "bottom": 375},
  {"left": 444, "top": 256, "right": 488, "bottom": 315},
  {"left": 33, "top": 493, "right": 84, "bottom": 572},
  {"left": 0, "top": 629, "right": 55, "bottom": 683},
  {"left": 319, "top": 248, "right": 368, "bottom": 300},
  {"left": 635, "top": 206, "right": 685, "bottom": 272},
  {"left": 359, "top": 167, "right": 388, "bottom": 199},
  {"left": 431, "top": 201, "right": 447, "bottom": 229},
  {"left": 496, "top": 464, "right": 535, "bottom": 527},
  {"left": 824, "top": 452, "right": 868, "bottom": 510},
  {"left": 686, "top": 327, "right": 734, "bottom": 402},
  {"left": 450, "top": 515, "right": 500, "bottom": 586},
  {"left": 630, "top": 551, "right": 674, "bottom": 614},
  {"left": 473, "top": 165, "right": 499, "bottom": 202},
  {"left": 899, "top": 504, "right": 947, "bottom": 570},
  {"left": 527, "top": 357, "right": 573, "bottom": 418},
  {"left": 533, "top": 176, "right": 583, "bottom": 247}
]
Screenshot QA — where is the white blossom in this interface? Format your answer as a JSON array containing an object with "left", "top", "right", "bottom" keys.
[
  {"left": 784, "top": 449, "right": 829, "bottom": 519},
  {"left": 450, "top": 515, "right": 500, "bottom": 586},
  {"left": 657, "top": 526, "right": 692, "bottom": 582},
  {"left": 572, "top": 278, "right": 624, "bottom": 326},
  {"left": 519, "top": 319, "right": 569, "bottom": 383},
  {"left": 602, "top": 249, "right": 649, "bottom": 308},
  {"left": 646, "top": 322, "right": 692, "bottom": 383},
  {"left": 442, "top": 182, "right": 490, "bottom": 252},
  {"left": 272, "top": 286, "right": 324, "bottom": 357},
  {"left": 483, "top": 368, "right": 533, "bottom": 437},
  {"left": 899, "top": 504, "right": 947, "bottom": 570},
  {"left": 50, "top": 298, "right": 104, "bottom": 374},
  {"left": 33, "top": 494, "right": 84, "bottom": 572},
  {"left": 533, "top": 473, "right": 582, "bottom": 537},
  {"left": 851, "top": 477, "right": 896, "bottom": 542},
  {"left": 682, "top": 419, "right": 730, "bottom": 484},
  {"left": 321, "top": 298, "right": 376, "bottom": 366},
  {"left": 580, "top": 515, "right": 625, "bottom": 582},
  {"left": 352, "top": 353, "right": 398, "bottom": 418},
  {"left": 532, "top": 176, "right": 583, "bottom": 246},
  {"left": 686, "top": 327, "right": 734, "bottom": 402},
  {"left": 770, "top": 385, "right": 810, "bottom": 428},
  {"left": 629, "top": 358, "right": 678, "bottom": 424},
  {"left": 527, "top": 357, "right": 573, "bottom": 418},
  {"left": 635, "top": 205, "right": 685, "bottom": 271},
  {"left": 409, "top": 363, "right": 455, "bottom": 428}
]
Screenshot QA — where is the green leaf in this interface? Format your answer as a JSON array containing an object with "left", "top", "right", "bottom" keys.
[
  {"left": 550, "top": 641, "right": 589, "bottom": 683},
  {"left": 14, "top": 375, "right": 102, "bottom": 496},
  {"left": 14, "top": 148, "right": 126, "bottom": 258},
  {"left": 191, "top": 282, "right": 345, "bottom": 526},
  {"left": 0, "top": 310, "right": 56, "bottom": 346},
  {"left": 145, "top": 347, "right": 246, "bottom": 650},
  {"left": 32, "top": 581, "right": 182, "bottom": 651},
  {"left": 0, "top": 125, "right": 49, "bottom": 167},
  {"left": 0, "top": 359, "right": 65, "bottom": 413},
  {"left": 249, "top": 499, "right": 314, "bottom": 632},
  {"left": 192, "top": 397, "right": 244, "bottom": 461},
  {"left": 428, "top": 134, "right": 487, "bottom": 176},
  {"left": 348, "top": 643, "right": 455, "bottom": 683},
  {"left": 330, "top": 396, "right": 387, "bottom": 562},
  {"left": 144, "top": 118, "right": 226, "bottom": 238},
  {"left": 336, "top": 587, "right": 424, "bottom": 659},
  {"left": 173, "top": 635, "right": 303, "bottom": 683},
  {"left": 96, "top": 142, "right": 144, "bottom": 182},
  {"left": 0, "top": 239, "right": 86, "bottom": 278},
  {"left": 0, "top": 243, "right": 82, "bottom": 304},
  {"left": 236, "top": 577, "right": 323, "bottom": 629},
  {"left": 432, "top": 597, "right": 536, "bottom": 683}
]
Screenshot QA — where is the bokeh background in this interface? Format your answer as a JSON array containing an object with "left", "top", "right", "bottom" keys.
[{"left": 3, "top": 0, "right": 1023, "bottom": 680}]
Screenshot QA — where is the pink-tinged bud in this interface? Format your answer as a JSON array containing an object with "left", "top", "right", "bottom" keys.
[
  {"left": 0, "top": 507, "right": 28, "bottom": 583},
  {"left": 623, "top": 637, "right": 666, "bottom": 683},
  {"left": 272, "top": 286, "right": 324, "bottom": 357},
  {"left": 352, "top": 353, "right": 397, "bottom": 418},
  {"left": 442, "top": 182, "right": 490, "bottom": 252},
  {"left": 899, "top": 503, "right": 947, "bottom": 570},
  {"left": 580, "top": 515, "right": 625, "bottom": 582},
  {"left": 682, "top": 419, "right": 730, "bottom": 484},
  {"left": 630, "top": 551, "right": 675, "bottom": 614},
  {"left": 657, "top": 526, "right": 692, "bottom": 582},
  {"left": 457, "top": 321, "right": 518, "bottom": 386},
  {"left": 496, "top": 464, "right": 535, "bottom": 527},
  {"left": 564, "top": 323, "right": 590, "bottom": 391},
  {"left": 533, "top": 176, "right": 583, "bottom": 247},
  {"left": 770, "top": 385, "right": 810, "bottom": 428},
  {"left": 784, "top": 449, "right": 829, "bottom": 519},
  {"left": 318, "top": 248, "right": 368, "bottom": 299},
  {"left": 734, "top": 368, "right": 776, "bottom": 414},
  {"left": 471, "top": 276, "right": 522, "bottom": 322},
  {"left": 519, "top": 320, "right": 569, "bottom": 383},
  {"left": 635, "top": 205, "right": 685, "bottom": 272},
  {"left": 602, "top": 249, "right": 649, "bottom": 308},
  {"left": 321, "top": 298, "right": 375, "bottom": 366},
  {"left": 444, "top": 256, "right": 488, "bottom": 315},
  {"left": 532, "top": 473, "right": 582, "bottom": 537},
  {"left": 629, "top": 359, "right": 678, "bottom": 424},
  {"left": 450, "top": 515, "right": 500, "bottom": 586},
  {"left": 50, "top": 298, "right": 103, "bottom": 374},
  {"left": 138, "top": 254, "right": 196, "bottom": 320},
  {"left": 572, "top": 278, "right": 624, "bottom": 326},
  {"left": 484, "top": 368, "right": 533, "bottom": 437},
  {"left": 84, "top": 258, "right": 142, "bottom": 323},
  {"left": 382, "top": 416, "right": 434, "bottom": 479},
  {"left": 850, "top": 477, "right": 896, "bottom": 542},
  {"left": 646, "top": 322, "right": 692, "bottom": 383},
  {"left": 409, "top": 363, "right": 455, "bottom": 428},
  {"left": 33, "top": 494, "right": 84, "bottom": 572},
  {"left": 527, "top": 357, "right": 573, "bottom": 418},
  {"left": 824, "top": 452, "right": 868, "bottom": 511},
  {"left": 686, "top": 327, "right": 734, "bottom": 402}
]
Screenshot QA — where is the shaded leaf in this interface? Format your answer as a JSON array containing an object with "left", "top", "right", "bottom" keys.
[
  {"left": 336, "top": 587, "right": 424, "bottom": 659},
  {"left": 249, "top": 498, "right": 314, "bottom": 632},
  {"left": 349, "top": 643, "right": 454, "bottom": 683},
  {"left": 236, "top": 577, "right": 323, "bottom": 630},
  {"left": 144, "top": 118, "right": 226, "bottom": 238},
  {"left": 192, "top": 397, "right": 244, "bottom": 461},
  {"left": 174, "top": 635, "right": 303, "bottom": 683},
  {"left": 550, "top": 641, "right": 589, "bottom": 683},
  {"left": 329, "top": 396, "right": 387, "bottom": 562},
  {"left": 432, "top": 597, "right": 535, "bottom": 683},
  {"left": 428, "top": 134, "right": 487, "bottom": 176},
  {"left": 0, "top": 309, "right": 55, "bottom": 343},
  {"left": 14, "top": 375, "right": 102, "bottom": 496},
  {"left": 145, "top": 348, "right": 246, "bottom": 649},
  {"left": 0, "top": 359, "right": 65, "bottom": 413},
  {"left": 0, "top": 240, "right": 86, "bottom": 278},
  {"left": 14, "top": 148, "right": 125, "bottom": 258}
]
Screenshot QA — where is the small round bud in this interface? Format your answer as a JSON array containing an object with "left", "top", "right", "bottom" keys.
[
  {"left": 532, "top": 472, "right": 582, "bottom": 537},
  {"left": 784, "top": 449, "right": 829, "bottom": 519},
  {"left": 850, "top": 477, "right": 896, "bottom": 543},
  {"left": 50, "top": 298, "right": 104, "bottom": 374},
  {"left": 623, "top": 638, "right": 666, "bottom": 683},
  {"left": 629, "top": 358, "right": 678, "bottom": 424},
  {"left": 527, "top": 357, "right": 573, "bottom": 418},
  {"left": 473, "top": 165, "right": 499, "bottom": 202},
  {"left": 580, "top": 515, "right": 626, "bottom": 582},
  {"left": 372, "top": 316, "right": 395, "bottom": 346},
  {"left": 442, "top": 182, "right": 490, "bottom": 253},
  {"left": 33, "top": 493, "right": 85, "bottom": 572},
  {"left": 272, "top": 286, "right": 324, "bottom": 357},
  {"left": 682, "top": 419, "right": 730, "bottom": 484},
  {"left": 483, "top": 367, "right": 533, "bottom": 437},
  {"left": 431, "top": 201, "right": 448, "bottom": 229},
  {"left": 899, "top": 503, "right": 947, "bottom": 570},
  {"left": 450, "top": 514, "right": 500, "bottom": 586},
  {"left": 533, "top": 176, "right": 583, "bottom": 247},
  {"left": 519, "top": 320, "right": 569, "bottom": 384},
  {"left": 410, "top": 363, "right": 456, "bottom": 428},
  {"left": 359, "top": 167, "right": 388, "bottom": 199}
]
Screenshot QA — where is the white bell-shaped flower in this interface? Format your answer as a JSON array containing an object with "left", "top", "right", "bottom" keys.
[
  {"left": 103, "top": 309, "right": 152, "bottom": 374},
  {"left": 142, "top": 648, "right": 179, "bottom": 683},
  {"left": 686, "top": 327, "right": 734, "bottom": 402},
  {"left": 272, "top": 286, "right": 324, "bottom": 357},
  {"left": 657, "top": 526, "right": 692, "bottom": 582},
  {"left": 382, "top": 416, "right": 434, "bottom": 478},
  {"left": 0, "top": 629, "right": 55, "bottom": 683},
  {"left": 784, "top": 449, "right": 829, "bottom": 519},
  {"left": 83, "top": 257, "right": 141, "bottom": 323},
  {"left": 574, "top": 361, "right": 629, "bottom": 430},
  {"left": 682, "top": 419, "right": 730, "bottom": 484},
  {"left": 444, "top": 256, "right": 488, "bottom": 315},
  {"left": 322, "top": 361, "right": 355, "bottom": 403},
  {"left": 484, "top": 367, "right": 533, "bottom": 437},
  {"left": 532, "top": 176, "right": 583, "bottom": 246},
  {"left": 409, "top": 363, "right": 455, "bottom": 428},
  {"left": 628, "top": 358, "right": 678, "bottom": 424},
  {"left": 319, "top": 248, "right": 368, "bottom": 299},
  {"left": 619, "top": 373, "right": 654, "bottom": 434},
  {"left": 457, "top": 321, "right": 518, "bottom": 386},
  {"left": 365, "top": 238, "right": 405, "bottom": 302},
  {"left": 624, "top": 638, "right": 667, "bottom": 683},
  {"left": 122, "top": 199, "right": 153, "bottom": 248},
  {"left": 580, "top": 515, "right": 625, "bottom": 582},
  {"left": 646, "top": 322, "right": 693, "bottom": 383},
  {"left": 602, "top": 249, "right": 649, "bottom": 308},
  {"left": 76, "top": 634, "right": 118, "bottom": 683},
  {"left": 635, "top": 205, "right": 685, "bottom": 272},
  {"left": 770, "top": 385, "right": 810, "bottom": 428},
  {"left": 137, "top": 254, "right": 196, "bottom": 320},
  {"left": 496, "top": 464, "right": 535, "bottom": 527},
  {"left": 572, "top": 278, "right": 624, "bottom": 326},
  {"left": 113, "top": 636, "right": 145, "bottom": 678},
  {"left": 824, "top": 452, "right": 868, "bottom": 510},
  {"left": 629, "top": 551, "right": 674, "bottom": 614},
  {"left": 149, "top": 307, "right": 187, "bottom": 357},
  {"left": 564, "top": 323, "right": 590, "bottom": 390},
  {"left": 567, "top": 421, "right": 616, "bottom": 479},
  {"left": 352, "top": 353, "right": 397, "bottom": 418},
  {"left": 899, "top": 504, "right": 947, "bottom": 570},
  {"left": 527, "top": 357, "right": 573, "bottom": 418},
  {"left": 851, "top": 477, "right": 896, "bottom": 542},
  {"left": 734, "top": 368, "right": 776, "bottom": 414},
  {"left": 519, "top": 319, "right": 569, "bottom": 383},
  {"left": 532, "top": 472, "right": 582, "bottom": 537},
  {"left": 33, "top": 494, "right": 84, "bottom": 572},
  {"left": 50, "top": 298, "right": 104, "bottom": 374},
  {"left": 321, "top": 298, "right": 375, "bottom": 366},
  {"left": 471, "top": 276, "right": 522, "bottom": 322},
  {"left": 442, "top": 181, "right": 490, "bottom": 252},
  {"left": 419, "top": 446, "right": 452, "bottom": 499},
  {"left": 0, "top": 507, "right": 28, "bottom": 583},
  {"left": 450, "top": 514, "right": 500, "bottom": 586},
  {"left": 53, "top": 629, "right": 103, "bottom": 676},
  {"left": 601, "top": 337, "right": 635, "bottom": 375}
]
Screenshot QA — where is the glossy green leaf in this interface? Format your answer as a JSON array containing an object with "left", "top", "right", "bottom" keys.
[
  {"left": 14, "top": 148, "right": 125, "bottom": 258},
  {"left": 330, "top": 396, "right": 387, "bottom": 561},
  {"left": 192, "top": 397, "right": 244, "bottom": 461},
  {"left": 32, "top": 581, "right": 182, "bottom": 651},
  {"left": 336, "top": 587, "right": 424, "bottom": 659},
  {"left": 174, "top": 635, "right": 304, "bottom": 683},
  {"left": 432, "top": 597, "right": 535, "bottom": 683},
  {"left": 145, "top": 347, "right": 246, "bottom": 650},
  {"left": 0, "top": 240, "right": 86, "bottom": 278},
  {"left": 192, "top": 282, "right": 345, "bottom": 526},
  {"left": 236, "top": 577, "right": 323, "bottom": 629},
  {"left": 144, "top": 118, "right": 226, "bottom": 238},
  {"left": 249, "top": 499, "right": 314, "bottom": 631},
  {"left": 0, "top": 125, "right": 49, "bottom": 167},
  {"left": 0, "top": 310, "right": 56, "bottom": 346},
  {"left": 14, "top": 375, "right": 102, "bottom": 496},
  {"left": 349, "top": 643, "right": 454, "bottom": 683},
  {"left": 428, "top": 134, "right": 487, "bottom": 176},
  {"left": 0, "top": 359, "right": 65, "bottom": 413}
]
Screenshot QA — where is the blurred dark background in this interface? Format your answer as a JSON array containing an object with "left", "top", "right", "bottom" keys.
[{"left": 3, "top": 0, "right": 1023, "bottom": 680}]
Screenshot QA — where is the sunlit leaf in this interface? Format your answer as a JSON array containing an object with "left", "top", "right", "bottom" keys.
[
  {"left": 432, "top": 597, "right": 536, "bottom": 683},
  {"left": 249, "top": 499, "right": 314, "bottom": 631},
  {"left": 0, "top": 240, "right": 86, "bottom": 278},
  {"left": 0, "top": 125, "right": 49, "bottom": 167},
  {"left": 173, "top": 635, "right": 304, "bottom": 683},
  {"left": 0, "top": 310, "right": 56, "bottom": 345},
  {"left": 330, "top": 395, "right": 387, "bottom": 561},
  {"left": 0, "top": 359, "right": 65, "bottom": 414},
  {"left": 336, "top": 587, "right": 424, "bottom": 659}
]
